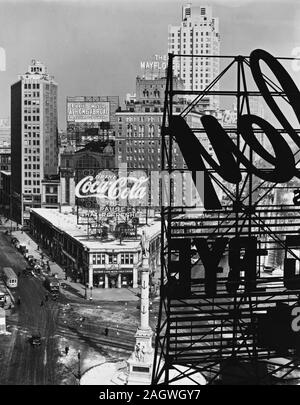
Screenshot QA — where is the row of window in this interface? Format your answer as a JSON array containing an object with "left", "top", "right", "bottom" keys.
[
  {"left": 24, "top": 92, "right": 40, "bottom": 98},
  {"left": 24, "top": 124, "right": 40, "bottom": 130},
  {"left": 24, "top": 148, "right": 40, "bottom": 154},
  {"left": 92, "top": 253, "right": 135, "bottom": 265},
  {"left": 24, "top": 180, "right": 40, "bottom": 185},
  {"left": 24, "top": 168, "right": 40, "bottom": 175},
  {"left": 170, "top": 30, "right": 211, "bottom": 37},
  {"left": 125, "top": 140, "right": 159, "bottom": 146},
  {"left": 24, "top": 164, "right": 40, "bottom": 169},
  {"left": 24, "top": 108, "right": 40, "bottom": 114},
  {"left": 121, "top": 116, "right": 162, "bottom": 123},
  {"left": 24, "top": 100, "right": 40, "bottom": 106},
  {"left": 24, "top": 83, "right": 40, "bottom": 89},
  {"left": 24, "top": 188, "right": 40, "bottom": 194},
  {"left": 125, "top": 148, "right": 158, "bottom": 154},
  {"left": 126, "top": 155, "right": 158, "bottom": 162},
  {"left": 24, "top": 116, "right": 40, "bottom": 122},
  {"left": 45, "top": 196, "right": 58, "bottom": 204},
  {"left": 127, "top": 163, "right": 159, "bottom": 169},
  {"left": 24, "top": 140, "right": 40, "bottom": 146},
  {"left": 171, "top": 48, "right": 213, "bottom": 55}
]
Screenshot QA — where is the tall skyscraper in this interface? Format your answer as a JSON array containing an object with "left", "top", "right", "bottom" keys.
[
  {"left": 11, "top": 59, "right": 58, "bottom": 225},
  {"left": 168, "top": 4, "right": 220, "bottom": 108}
]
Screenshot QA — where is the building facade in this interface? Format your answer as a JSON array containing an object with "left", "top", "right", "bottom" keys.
[
  {"left": 59, "top": 140, "right": 115, "bottom": 206},
  {"left": 0, "top": 118, "right": 10, "bottom": 145},
  {"left": 168, "top": 3, "right": 220, "bottom": 109},
  {"left": 11, "top": 59, "right": 58, "bottom": 225},
  {"left": 66, "top": 96, "right": 120, "bottom": 147},
  {"left": 116, "top": 75, "right": 204, "bottom": 171}
]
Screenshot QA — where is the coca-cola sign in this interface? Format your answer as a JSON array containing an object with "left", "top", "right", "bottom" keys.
[
  {"left": 75, "top": 174, "right": 149, "bottom": 205},
  {"left": 75, "top": 166, "right": 205, "bottom": 209}
]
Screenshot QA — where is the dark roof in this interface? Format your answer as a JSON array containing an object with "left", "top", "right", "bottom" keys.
[{"left": 75, "top": 140, "right": 115, "bottom": 155}]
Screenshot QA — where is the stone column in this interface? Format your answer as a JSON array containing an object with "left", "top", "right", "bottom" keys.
[
  {"left": 88, "top": 254, "right": 93, "bottom": 289},
  {"left": 104, "top": 273, "right": 109, "bottom": 289},
  {"left": 127, "top": 255, "right": 154, "bottom": 385},
  {"left": 117, "top": 273, "right": 122, "bottom": 288},
  {"left": 133, "top": 266, "right": 138, "bottom": 288},
  {"left": 69, "top": 177, "right": 76, "bottom": 206},
  {"left": 0, "top": 308, "right": 6, "bottom": 334},
  {"left": 140, "top": 264, "right": 149, "bottom": 330},
  {"left": 60, "top": 177, "right": 66, "bottom": 204}
]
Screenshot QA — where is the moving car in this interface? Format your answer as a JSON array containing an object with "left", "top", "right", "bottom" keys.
[
  {"left": 44, "top": 276, "right": 60, "bottom": 299},
  {"left": 28, "top": 334, "right": 42, "bottom": 346}
]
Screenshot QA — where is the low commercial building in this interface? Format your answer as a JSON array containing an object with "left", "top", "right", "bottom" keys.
[{"left": 30, "top": 207, "right": 161, "bottom": 290}]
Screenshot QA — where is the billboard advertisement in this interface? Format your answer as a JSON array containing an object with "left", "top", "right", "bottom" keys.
[{"left": 67, "top": 101, "right": 110, "bottom": 122}]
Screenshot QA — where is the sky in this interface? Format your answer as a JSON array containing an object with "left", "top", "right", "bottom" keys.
[{"left": 0, "top": 0, "right": 299, "bottom": 129}]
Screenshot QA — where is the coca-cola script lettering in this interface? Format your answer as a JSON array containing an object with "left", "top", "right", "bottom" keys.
[{"left": 75, "top": 175, "right": 149, "bottom": 205}]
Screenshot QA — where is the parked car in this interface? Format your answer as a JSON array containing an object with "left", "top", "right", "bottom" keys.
[{"left": 24, "top": 266, "right": 34, "bottom": 276}]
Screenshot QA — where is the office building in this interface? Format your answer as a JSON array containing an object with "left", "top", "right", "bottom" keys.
[
  {"left": 168, "top": 4, "right": 220, "bottom": 108},
  {"left": 11, "top": 59, "right": 58, "bottom": 225},
  {"left": 116, "top": 75, "right": 202, "bottom": 170}
]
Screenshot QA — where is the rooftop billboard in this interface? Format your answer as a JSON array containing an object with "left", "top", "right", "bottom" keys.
[{"left": 67, "top": 101, "right": 110, "bottom": 123}]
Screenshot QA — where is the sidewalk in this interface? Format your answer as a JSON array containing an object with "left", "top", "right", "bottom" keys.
[{"left": 10, "top": 230, "right": 140, "bottom": 302}]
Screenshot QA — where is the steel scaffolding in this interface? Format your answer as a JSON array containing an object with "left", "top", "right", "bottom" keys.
[{"left": 152, "top": 52, "right": 300, "bottom": 385}]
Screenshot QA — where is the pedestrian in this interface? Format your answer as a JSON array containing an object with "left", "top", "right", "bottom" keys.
[
  {"left": 40, "top": 300, "right": 44, "bottom": 307},
  {"left": 65, "top": 346, "right": 69, "bottom": 355},
  {"left": 45, "top": 294, "right": 49, "bottom": 302},
  {"left": 104, "top": 327, "right": 109, "bottom": 336},
  {"left": 17, "top": 298, "right": 21, "bottom": 306}
]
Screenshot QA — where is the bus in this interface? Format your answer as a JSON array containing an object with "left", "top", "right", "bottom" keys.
[{"left": 2, "top": 267, "right": 18, "bottom": 289}]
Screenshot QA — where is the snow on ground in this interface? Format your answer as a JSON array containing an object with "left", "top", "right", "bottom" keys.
[
  {"left": 57, "top": 336, "right": 106, "bottom": 385},
  {"left": 80, "top": 362, "right": 121, "bottom": 385}
]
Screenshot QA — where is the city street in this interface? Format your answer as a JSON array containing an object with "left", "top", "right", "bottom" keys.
[
  {"left": 0, "top": 230, "right": 157, "bottom": 384},
  {"left": 0, "top": 230, "right": 61, "bottom": 384}
]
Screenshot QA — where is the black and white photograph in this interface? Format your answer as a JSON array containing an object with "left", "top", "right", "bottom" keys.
[{"left": 0, "top": 0, "right": 300, "bottom": 394}]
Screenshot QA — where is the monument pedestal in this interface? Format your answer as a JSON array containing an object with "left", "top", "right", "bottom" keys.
[
  {"left": 127, "top": 327, "right": 154, "bottom": 385},
  {"left": 0, "top": 308, "right": 6, "bottom": 334}
]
